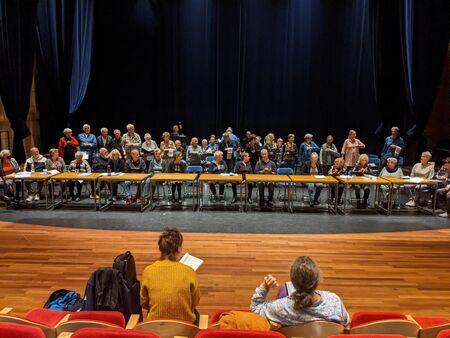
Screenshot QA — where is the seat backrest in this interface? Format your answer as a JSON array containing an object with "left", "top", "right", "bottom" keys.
[
  {"left": 413, "top": 316, "right": 450, "bottom": 338},
  {"left": 55, "top": 311, "right": 126, "bottom": 335},
  {"left": 329, "top": 335, "right": 406, "bottom": 338},
  {"left": 0, "top": 315, "right": 55, "bottom": 338},
  {"left": 0, "top": 322, "right": 46, "bottom": 338},
  {"left": 277, "top": 167, "right": 294, "bottom": 175},
  {"left": 205, "top": 156, "right": 215, "bottom": 162},
  {"left": 277, "top": 320, "right": 345, "bottom": 338},
  {"left": 72, "top": 327, "right": 161, "bottom": 338},
  {"left": 187, "top": 165, "right": 203, "bottom": 174},
  {"left": 196, "top": 328, "right": 285, "bottom": 338},
  {"left": 134, "top": 319, "right": 200, "bottom": 338},
  {"left": 438, "top": 329, "right": 450, "bottom": 338},
  {"left": 349, "top": 320, "right": 420, "bottom": 337},
  {"left": 351, "top": 312, "right": 408, "bottom": 327}
]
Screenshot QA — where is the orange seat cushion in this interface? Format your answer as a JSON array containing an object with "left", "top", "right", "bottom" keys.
[{"left": 351, "top": 312, "right": 408, "bottom": 328}]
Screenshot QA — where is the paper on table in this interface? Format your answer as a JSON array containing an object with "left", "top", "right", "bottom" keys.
[
  {"left": 99, "top": 172, "right": 124, "bottom": 176},
  {"left": 78, "top": 173, "right": 92, "bottom": 177},
  {"left": 48, "top": 169, "right": 59, "bottom": 175},
  {"left": 314, "top": 175, "right": 325, "bottom": 178},
  {"left": 410, "top": 177, "right": 424, "bottom": 183},
  {"left": 363, "top": 174, "right": 377, "bottom": 180},
  {"left": 179, "top": 253, "right": 203, "bottom": 271},
  {"left": 15, "top": 172, "right": 32, "bottom": 178},
  {"left": 339, "top": 175, "right": 350, "bottom": 179}
]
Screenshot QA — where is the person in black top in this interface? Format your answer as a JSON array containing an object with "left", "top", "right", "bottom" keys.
[
  {"left": 245, "top": 134, "right": 261, "bottom": 171},
  {"left": 219, "top": 132, "right": 238, "bottom": 173},
  {"left": 168, "top": 151, "right": 187, "bottom": 203},
  {"left": 92, "top": 147, "right": 109, "bottom": 196},
  {"left": 300, "top": 152, "right": 324, "bottom": 207},
  {"left": 352, "top": 154, "right": 372, "bottom": 208},
  {"left": 241, "top": 131, "right": 252, "bottom": 148},
  {"left": 255, "top": 149, "right": 277, "bottom": 207},
  {"left": 231, "top": 152, "right": 253, "bottom": 204},
  {"left": 112, "top": 129, "right": 124, "bottom": 157}
]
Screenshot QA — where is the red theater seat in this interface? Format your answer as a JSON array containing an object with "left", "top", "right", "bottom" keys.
[
  {"left": 412, "top": 316, "right": 450, "bottom": 338},
  {"left": 67, "top": 311, "right": 126, "bottom": 327},
  {"left": 349, "top": 311, "right": 419, "bottom": 337},
  {"left": 195, "top": 329, "right": 285, "bottom": 338},
  {"left": 24, "top": 308, "right": 70, "bottom": 327},
  {"left": 351, "top": 312, "right": 408, "bottom": 328},
  {"left": 72, "top": 328, "right": 161, "bottom": 338},
  {"left": 55, "top": 311, "right": 126, "bottom": 336},
  {"left": 0, "top": 322, "right": 46, "bottom": 338},
  {"left": 438, "top": 330, "right": 450, "bottom": 338},
  {"left": 329, "top": 335, "right": 406, "bottom": 338}
]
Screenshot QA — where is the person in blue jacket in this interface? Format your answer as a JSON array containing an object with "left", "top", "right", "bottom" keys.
[
  {"left": 299, "top": 133, "right": 320, "bottom": 166},
  {"left": 381, "top": 126, "right": 405, "bottom": 167},
  {"left": 77, "top": 124, "right": 97, "bottom": 162}
]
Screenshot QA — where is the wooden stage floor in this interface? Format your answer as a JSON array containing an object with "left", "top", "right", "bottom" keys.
[{"left": 0, "top": 221, "right": 450, "bottom": 318}]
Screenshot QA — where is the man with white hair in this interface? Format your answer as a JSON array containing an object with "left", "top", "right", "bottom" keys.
[
  {"left": 77, "top": 124, "right": 97, "bottom": 161},
  {"left": 112, "top": 129, "right": 125, "bottom": 155},
  {"left": 24, "top": 147, "right": 47, "bottom": 202},
  {"left": 97, "top": 127, "right": 114, "bottom": 152},
  {"left": 122, "top": 123, "right": 141, "bottom": 158},
  {"left": 381, "top": 126, "right": 405, "bottom": 167}
]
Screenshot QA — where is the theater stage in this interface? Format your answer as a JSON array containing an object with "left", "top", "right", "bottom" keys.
[{"left": 0, "top": 220, "right": 450, "bottom": 319}]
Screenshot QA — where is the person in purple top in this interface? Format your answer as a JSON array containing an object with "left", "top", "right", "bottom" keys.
[{"left": 255, "top": 149, "right": 277, "bottom": 207}]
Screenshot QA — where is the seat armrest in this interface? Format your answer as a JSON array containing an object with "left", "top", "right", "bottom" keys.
[
  {"left": 199, "top": 314, "right": 209, "bottom": 329},
  {"left": 0, "top": 307, "right": 13, "bottom": 314},
  {"left": 126, "top": 314, "right": 141, "bottom": 329},
  {"left": 57, "top": 332, "right": 73, "bottom": 338}
]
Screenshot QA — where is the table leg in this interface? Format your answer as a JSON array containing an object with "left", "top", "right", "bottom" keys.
[
  {"left": 432, "top": 183, "right": 437, "bottom": 215},
  {"left": 343, "top": 185, "right": 347, "bottom": 214}
]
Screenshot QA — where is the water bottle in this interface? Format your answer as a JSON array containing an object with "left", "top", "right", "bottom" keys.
[
  {"left": 30, "top": 161, "right": 35, "bottom": 173},
  {"left": 107, "top": 164, "right": 111, "bottom": 176}
]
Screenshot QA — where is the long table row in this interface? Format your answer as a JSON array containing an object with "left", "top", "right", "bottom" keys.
[{"left": 4, "top": 172, "right": 440, "bottom": 214}]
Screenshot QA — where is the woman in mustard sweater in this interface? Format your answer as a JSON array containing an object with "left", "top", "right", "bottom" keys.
[{"left": 140, "top": 228, "right": 200, "bottom": 324}]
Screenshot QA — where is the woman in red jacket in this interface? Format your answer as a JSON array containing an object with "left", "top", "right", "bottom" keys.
[{"left": 58, "top": 128, "right": 79, "bottom": 164}]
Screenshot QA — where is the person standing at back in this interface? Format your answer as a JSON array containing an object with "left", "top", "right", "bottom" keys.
[
  {"left": 341, "top": 130, "right": 365, "bottom": 172},
  {"left": 140, "top": 228, "right": 200, "bottom": 324}
]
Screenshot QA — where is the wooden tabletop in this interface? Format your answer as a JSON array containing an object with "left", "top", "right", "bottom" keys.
[
  {"left": 151, "top": 173, "right": 199, "bottom": 182},
  {"left": 51, "top": 172, "right": 101, "bottom": 181},
  {"left": 245, "top": 174, "right": 291, "bottom": 183},
  {"left": 199, "top": 173, "right": 243, "bottom": 183},
  {"left": 98, "top": 173, "right": 151, "bottom": 182},
  {"left": 4, "top": 172, "right": 56, "bottom": 181},
  {"left": 381, "top": 177, "right": 440, "bottom": 186},
  {"left": 289, "top": 175, "right": 338, "bottom": 184},
  {"left": 336, "top": 176, "right": 390, "bottom": 185}
]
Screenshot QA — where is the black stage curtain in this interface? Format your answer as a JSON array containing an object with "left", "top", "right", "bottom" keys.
[
  {"left": 36, "top": 0, "right": 75, "bottom": 153},
  {"left": 0, "top": 0, "right": 38, "bottom": 163},
  {"left": 1, "top": 0, "right": 449, "bottom": 159}
]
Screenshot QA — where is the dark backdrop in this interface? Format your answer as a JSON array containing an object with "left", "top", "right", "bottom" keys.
[{"left": 1, "top": 0, "right": 449, "bottom": 161}]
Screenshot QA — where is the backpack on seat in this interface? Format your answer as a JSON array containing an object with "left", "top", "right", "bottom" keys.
[{"left": 44, "top": 289, "right": 83, "bottom": 311}]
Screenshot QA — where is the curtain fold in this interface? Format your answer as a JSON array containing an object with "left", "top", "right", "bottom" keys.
[
  {"left": 68, "top": 0, "right": 94, "bottom": 114},
  {"left": 36, "top": 0, "right": 74, "bottom": 152},
  {"left": 0, "top": 0, "right": 38, "bottom": 163}
]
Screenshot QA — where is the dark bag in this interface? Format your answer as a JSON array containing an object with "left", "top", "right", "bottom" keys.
[
  {"left": 112, "top": 252, "right": 143, "bottom": 321},
  {"left": 44, "top": 289, "right": 83, "bottom": 311},
  {"left": 113, "top": 251, "right": 137, "bottom": 286}
]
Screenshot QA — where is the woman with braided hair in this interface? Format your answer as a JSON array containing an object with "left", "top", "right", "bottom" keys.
[{"left": 250, "top": 256, "right": 349, "bottom": 326}]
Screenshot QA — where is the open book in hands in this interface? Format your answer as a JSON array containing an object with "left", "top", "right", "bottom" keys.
[{"left": 179, "top": 253, "right": 204, "bottom": 271}]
